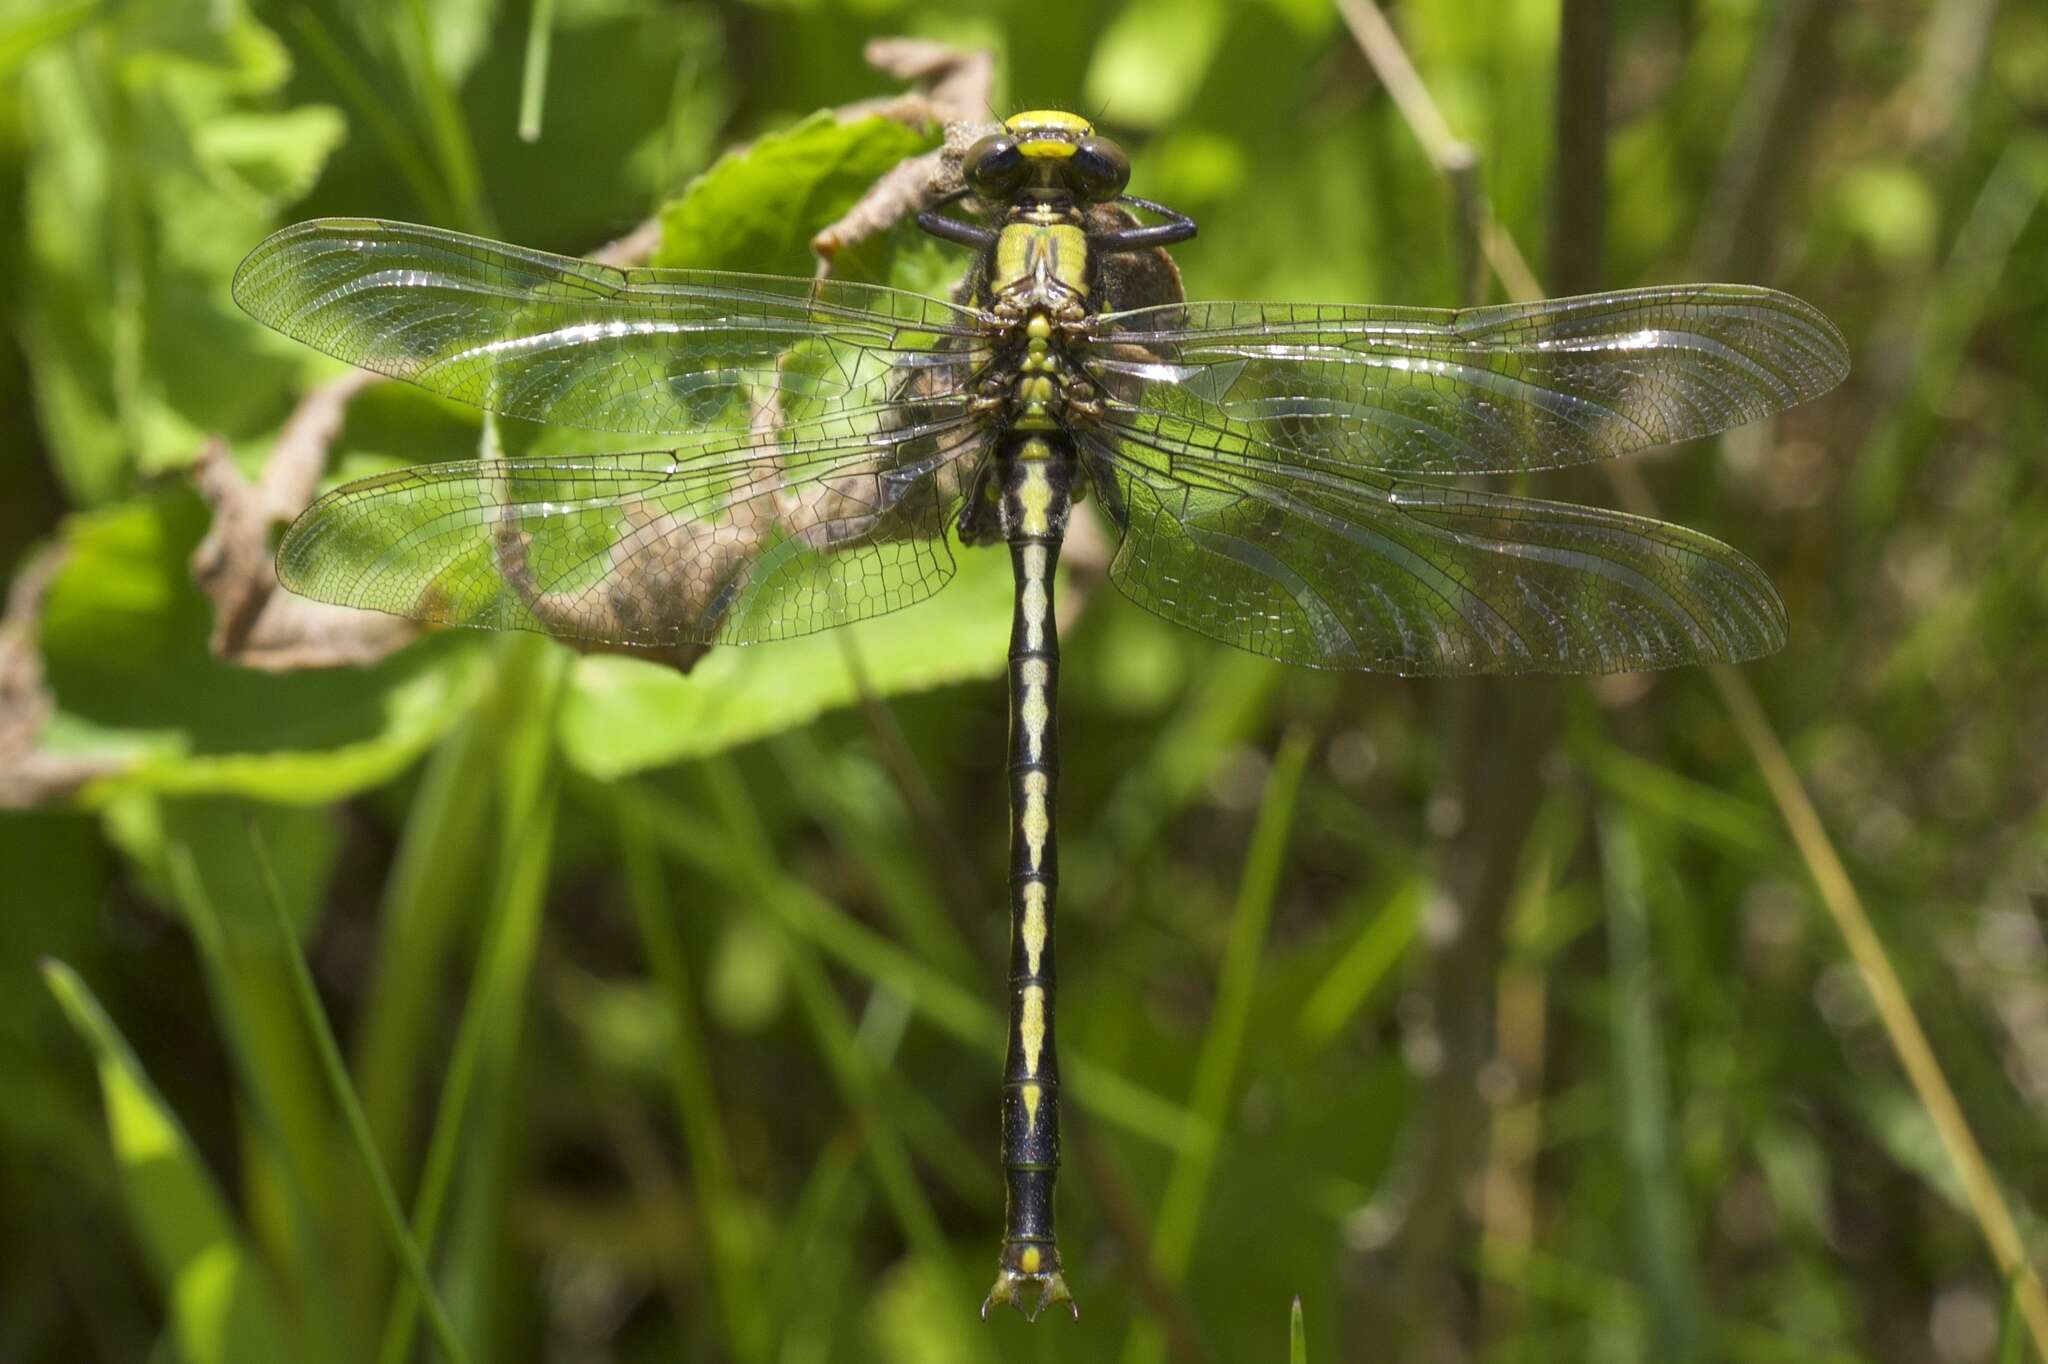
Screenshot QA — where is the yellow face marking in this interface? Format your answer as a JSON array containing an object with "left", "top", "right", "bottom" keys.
[
  {"left": 1020, "top": 546, "right": 1049, "bottom": 651},
  {"left": 1021, "top": 1082, "right": 1043, "bottom": 1136},
  {"left": 1021, "top": 879, "right": 1048, "bottom": 975},
  {"left": 1020, "top": 985, "right": 1047, "bottom": 1077},
  {"left": 1005, "top": 110, "right": 1094, "bottom": 137},
  {"left": 1021, "top": 771, "right": 1050, "bottom": 871},
  {"left": 1019, "top": 138, "right": 1077, "bottom": 159}
]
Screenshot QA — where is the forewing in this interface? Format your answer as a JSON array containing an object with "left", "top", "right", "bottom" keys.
[
  {"left": 233, "top": 218, "right": 993, "bottom": 434},
  {"left": 1085, "top": 285, "right": 1848, "bottom": 476},
  {"left": 277, "top": 413, "right": 987, "bottom": 647},
  {"left": 1086, "top": 429, "right": 1786, "bottom": 674}
]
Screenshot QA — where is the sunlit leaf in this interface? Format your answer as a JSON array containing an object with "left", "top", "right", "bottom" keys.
[
  {"left": 36, "top": 490, "right": 487, "bottom": 802},
  {"left": 19, "top": 7, "right": 349, "bottom": 500},
  {"left": 656, "top": 110, "right": 938, "bottom": 276},
  {"left": 556, "top": 547, "right": 1017, "bottom": 777},
  {"left": 43, "top": 960, "right": 293, "bottom": 1364}
]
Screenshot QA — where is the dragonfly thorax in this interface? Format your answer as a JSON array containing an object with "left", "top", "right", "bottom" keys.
[
  {"left": 973, "top": 208, "right": 1102, "bottom": 436},
  {"left": 1000, "top": 310, "right": 1085, "bottom": 432},
  {"left": 989, "top": 212, "right": 1093, "bottom": 317}
]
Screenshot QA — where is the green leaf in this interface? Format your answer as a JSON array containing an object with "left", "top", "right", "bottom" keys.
[
  {"left": 19, "top": 8, "right": 350, "bottom": 501},
  {"left": 0, "top": 0, "right": 99, "bottom": 80},
  {"left": 42, "top": 959, "right": 293, "bottom": 1364},
  {"left": 654, "top": 110, "right": 937, "bottom": 276},
  {"left": 193, "top": 106, "right": 349, "bottom": 207},
  {"left": 36, "top": 489, "right": 487, "bottom": 802},
  {"left": 555, "top": 547, "right": 1014, "bottom": 779}
]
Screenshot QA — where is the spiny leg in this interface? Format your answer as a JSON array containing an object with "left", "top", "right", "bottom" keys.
[{"left": 982, "top": 439, "right": 1077, "bottom": 1322}]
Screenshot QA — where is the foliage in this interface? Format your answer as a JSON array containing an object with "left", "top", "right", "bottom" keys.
[{"left": 1, "top": 2, "right": 2045, "bottom": 1363}]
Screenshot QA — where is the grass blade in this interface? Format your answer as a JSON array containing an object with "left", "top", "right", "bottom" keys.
[
  {"left": 1598, "top": 804, "right": 1708, "bottom": 1363},
  {"left": 1123, "top": 729, "right": 1312, "bottom": 1364},
  {"left": 616, "top": 779, "right": 1215, "bottom": 1159},
  {"left": 697, "top": 759, "right": 952, "bottom": 1265},
  {"left": 1999, "top": 1269, "right": 2027, "bottom": 1364},
  {"left": 1333, "top": 4, "right": 2048, "bottom": 1352},
  {"left": 397, "top": 0, "right": 487, "bottom": 229},
  {"left": 245, "top": 829, "right": 470, "bottom": 1364},
  {"left": 43, "top": 959, "right": 293, "bottom": 1364},
  {"left": 289, "top": 7, "right": 451, "bottom": 223},
  {"left": 615, "top": 791, "right": 767, "bottom": 1364},
  {"left": 517, "top": 0, "right": 557, "bottom": 142},
  {"left": 377, "top": 638, "right": 564, "bottom": 1364},
  {"left": 1709, "top": 666, "right": 2048, "bottom": 1357},
  {"left": 158, "top": 820, "right": 351, "bottom": 1364},
  {"left": 1296, "top": 875, "right": 1422, "bottom": 1048},
  {"left": 354, "top": 705, "right": 498, "bottom": 1189}
]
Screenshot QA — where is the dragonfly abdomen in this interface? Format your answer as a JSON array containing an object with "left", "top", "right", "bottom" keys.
[{"left": 984, "top": 435, "right": 1078, "bottom": 1320}]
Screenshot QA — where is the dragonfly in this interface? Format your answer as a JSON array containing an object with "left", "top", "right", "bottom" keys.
[{"left": 233, "top": 109, "right": 1849, "bottom": 1321}]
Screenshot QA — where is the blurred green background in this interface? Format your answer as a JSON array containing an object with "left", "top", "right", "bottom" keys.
[{"left": 2, "top": 1, "right": 2046, "bottom": 1361}]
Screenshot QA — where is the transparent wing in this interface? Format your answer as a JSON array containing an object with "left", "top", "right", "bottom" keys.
[
  {"left": 1085, "top": 427, "right": 1786, "bottom": 674},
  {"left": 233, "top": 218, "right": 994, "bottom": 434},
  {"left": 1084, "top": 285, "right": 1848, "bottom": 476},
  {"left": 277, "top": 412, "right": 988, "bottom": 647}
]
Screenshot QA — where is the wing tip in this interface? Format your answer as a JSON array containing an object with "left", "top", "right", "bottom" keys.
[
  {"left": 1761, "top": 286, "right": 1853, "bottom": 399},
  {"left": 1670, "top": 281, "right": 1852, "bottom": 402},
  {"left": 231, "top": 217, "right": 417, "bottom": 325},
  {"left": 271, "top": 500, "right": 335, "bottom": 603}
]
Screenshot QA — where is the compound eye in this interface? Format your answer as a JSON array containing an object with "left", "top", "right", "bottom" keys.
[
  {"left": 1069, "top": 136, "right": 1130, "bottom": 202},
  {"left": 963, "top": 134, "right": 1026, "bottom": 199}
]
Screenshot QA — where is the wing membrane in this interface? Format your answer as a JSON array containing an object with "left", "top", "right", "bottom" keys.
[
  {"left": 1085, "top": 285, "right": 1848, "bottom": 476},
  {"left": 234, "top": 218, "right": 994, "bottom": 434},
  {"left": 1086, "top": 428, "right": 1785, "bottom": 674},
  {"left": 277, "top": 412, "right": 987, "bottom": 647}
]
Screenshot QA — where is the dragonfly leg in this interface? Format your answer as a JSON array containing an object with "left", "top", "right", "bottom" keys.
[
  {"left": 1090, "top": 193, "right": 1197, "bottom": 252},
  {"left": 984, "top": 437, "right": 1079, "bottom": 1322},
  {"left": 917, "top": 187, "right": 999, "bottom": 250}
]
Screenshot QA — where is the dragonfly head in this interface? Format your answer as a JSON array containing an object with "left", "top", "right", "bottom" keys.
[{"left": 964, "top": 110, "right": 1130, "bottom": 209}]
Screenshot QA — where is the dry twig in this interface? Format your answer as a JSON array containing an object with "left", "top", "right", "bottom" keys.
[{"left": 0, "top": 546, "right": 129, "bottom": 807}]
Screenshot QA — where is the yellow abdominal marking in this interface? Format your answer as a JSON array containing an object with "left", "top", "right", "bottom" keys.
[
  {"left": 1022, "top": 1082, "right": 1043, "bottom": 1135},
  {"left": 1021, "top": 771, "right": 1050, "bottom": 871},
  {"left": 1018, "top": 659, "right": 1050, "bottom": 763},
  {"left": 1021, "top": 879, "right": 1047, "bottom": 975},
  {"left": 1017, "top": 459, "right": 1054, "bottom": 537},
  {"left": 1020, "top": 986, "right": 1046, "bottom": 1078},
  {"left": 1020, "top": 547, "right": 1048, "bottom": 652},
  {"left": 1020, "top": 1245, "right": 1042, "bottom": 1273}
]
